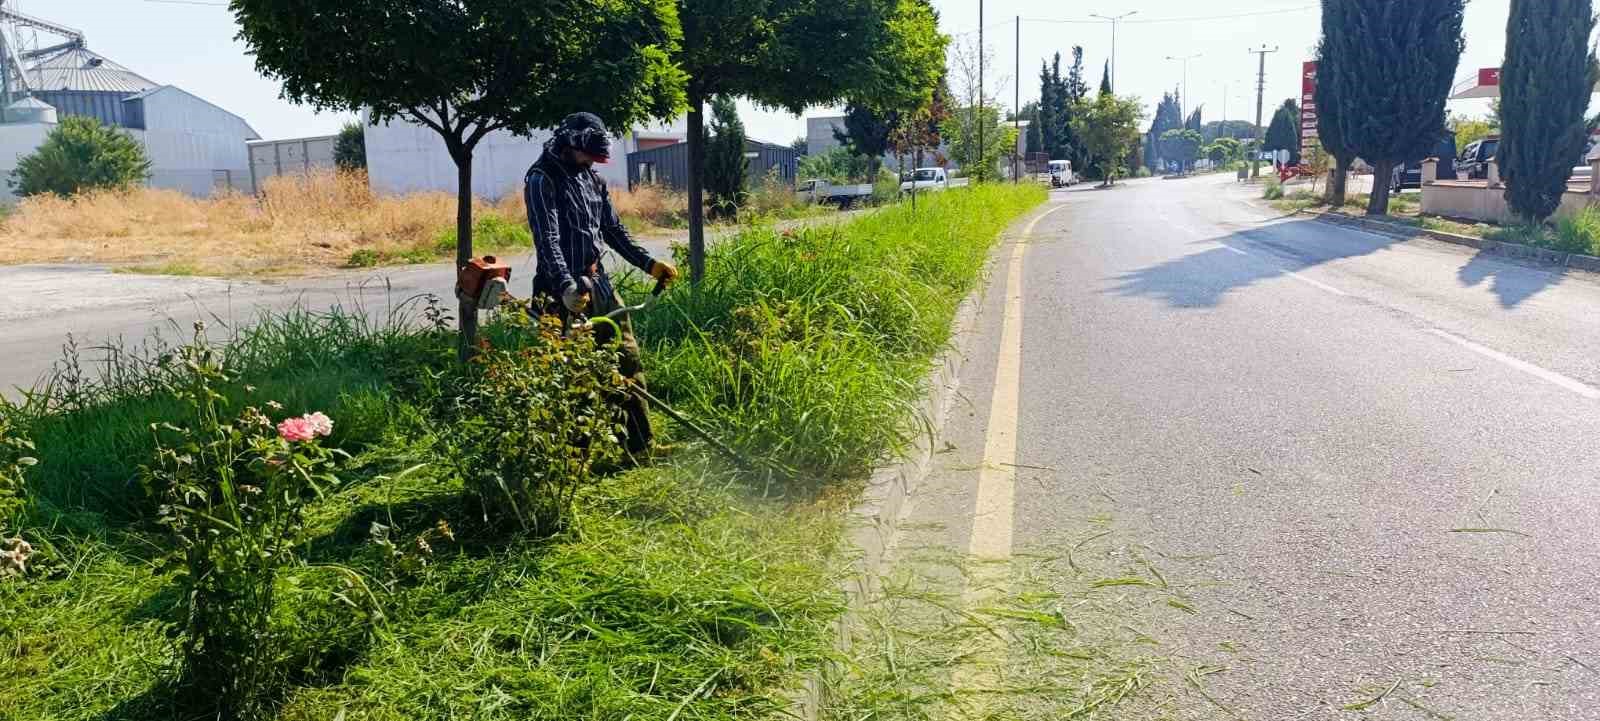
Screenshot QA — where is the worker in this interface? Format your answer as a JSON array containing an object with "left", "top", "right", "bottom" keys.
[{"left": 524, "top": 112, "right": 679, "bottom": 458}]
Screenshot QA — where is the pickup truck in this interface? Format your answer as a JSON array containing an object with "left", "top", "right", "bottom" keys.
[
  {"left": 796, "top": 179, "right": 874, "bottom": 207},
  {"left": 899, "top": 167, "right": 949, "bottom": 194}
]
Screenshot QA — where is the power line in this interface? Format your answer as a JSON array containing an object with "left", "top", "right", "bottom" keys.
[{"left": 1021, "top": 5, "right": 1316, "bottom": 26}]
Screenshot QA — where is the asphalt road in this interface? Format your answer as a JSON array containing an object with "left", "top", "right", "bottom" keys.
[{"left": 899, "top": 174, "right": 1600, "bottom": 718}]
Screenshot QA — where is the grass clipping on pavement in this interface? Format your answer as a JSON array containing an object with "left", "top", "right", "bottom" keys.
[{"left": 1, "top": 184, "right": 1046, "bottom": 720}]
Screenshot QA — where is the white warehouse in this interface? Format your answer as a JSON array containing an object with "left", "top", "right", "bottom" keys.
[{"left": 0, "top": 7, "right": 259, "bottom": 200}]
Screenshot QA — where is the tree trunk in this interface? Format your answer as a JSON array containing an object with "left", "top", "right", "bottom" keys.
[
  {"left": 1367, "top": 159, "right": 1396, "bottom": 216},
  {"left": 1326, "top": 155, "right": 1351, "bottom": 206},
  {"left": 686, "top": 93, "right": 707, "bottom": 284},
  {"left": 453, "top": 149, "right": 477, "bottom": 362}
]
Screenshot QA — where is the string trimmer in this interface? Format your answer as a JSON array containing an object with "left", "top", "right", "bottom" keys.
[{"left": 568, "top": 279, "right": 762, "bottom": 473}]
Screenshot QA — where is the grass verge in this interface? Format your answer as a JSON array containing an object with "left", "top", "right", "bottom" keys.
[{"left": 1, "top": 184, "right": 1047, "bottom": 720}]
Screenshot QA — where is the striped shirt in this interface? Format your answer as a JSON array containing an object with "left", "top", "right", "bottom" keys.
[{"left": 524, "top": 152, "right": 655, "bottom": 292}]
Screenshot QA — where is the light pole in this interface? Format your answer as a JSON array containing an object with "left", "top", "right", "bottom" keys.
[
  {"left": 1090, "top": 10, "right": 1138, "bottom": 93},
  {"left": 1165, "top": 53, "right": 1202, "bottom": 124}
]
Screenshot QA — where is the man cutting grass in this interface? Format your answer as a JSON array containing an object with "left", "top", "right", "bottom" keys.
[{"left": 524, "top": 112, "right": 679, "bottom": 457}]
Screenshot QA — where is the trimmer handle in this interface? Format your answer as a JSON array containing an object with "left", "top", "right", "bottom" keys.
[{"left": 652, "top": 277, "right": 670, "bottom": 297}]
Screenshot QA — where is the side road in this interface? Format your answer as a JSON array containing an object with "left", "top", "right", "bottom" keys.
[{"left": 0, "top": 211, "right": 861, "bottom": 394}]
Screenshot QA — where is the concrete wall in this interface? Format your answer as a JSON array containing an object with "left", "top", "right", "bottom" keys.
[
  {"left": 0, "top": 122, "right": 57, "bottom": 203},
  {"left": 131, "top": 87, "right": 259, "bottom": 196},
  {"left": 249, "top": 135, "right": 337, "bottom": 194},
  {"left": 1422, "top": 181, "right": 1600, "bottom": 224},
  {"left": 806, "top": 116, "right": 847, "bottom": 156},
  {"left": 364, "top": 113, "right": 684, "bottom": 198}
]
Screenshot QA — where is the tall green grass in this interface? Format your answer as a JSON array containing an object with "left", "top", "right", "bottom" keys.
[
  {"left": 635, "top": 184, "right": 1047, "bottom": 487},
  {"left": 1555, "top": 206, "right": 1600, "bottom": 254}
]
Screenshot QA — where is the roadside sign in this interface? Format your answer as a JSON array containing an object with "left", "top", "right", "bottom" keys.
[{"left": 1300, "top": 61, "right": 1319, "bottom": 157}]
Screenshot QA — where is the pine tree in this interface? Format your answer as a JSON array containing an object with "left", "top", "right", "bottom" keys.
[
  {"left": 1064, "top": 47, "right": 1089, "bottom": 170},
  {"left": 1038, "top": 57, "right": 1059, "bottom": 158},
  {"left": 1500, "top": 0, "right": 1597, "bottom": 222},
  {"left": 704, "top": 95, "right": 748, "bottom": 219},
  {"left": 1323, "top": 0, "right": 1465, "bottom": 215},
  {"left": 1145, "top": 91, "right": 1184, "bottom": 170},
  {"left": 1099, "top": 61, "right": 1112, "bottom": 95},
  {"left": 1185, "top": 107, "right": 1203, "bottom": 132}
]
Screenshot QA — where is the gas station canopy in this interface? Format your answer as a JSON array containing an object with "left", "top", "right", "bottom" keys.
[{"left": 1451, "top": 66, "right": 1600, "bottom": 99}]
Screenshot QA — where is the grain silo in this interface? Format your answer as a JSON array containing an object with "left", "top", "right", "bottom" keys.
[{"left": 0, "top": 2, "right": 260, "bottom": 199}]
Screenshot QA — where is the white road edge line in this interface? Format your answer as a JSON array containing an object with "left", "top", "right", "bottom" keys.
[
  {"left": 1222, "top": 243, "right": 1350, "bottom": 297},
  {"left": 967, "top": 203, "right": 1066, "bottom": 560},
  {"left": 1425, "top": 329, "right": 1600, "bottom": 400}
]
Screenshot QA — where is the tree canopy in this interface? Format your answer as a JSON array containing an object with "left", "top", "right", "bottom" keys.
[
  {"left": 704, "top": 95, "right": 748, "bottom": 219},
  {"left": 674, "top": 0, "right": 946, "bottom": 280},
  {"left": 1319, "top": 0, "right": 1464, "bottom": 215},
  {"left": 1314, "top": 28, "right": 1356, "bottom": 204},
  {"left": 1160, "top": 128, "right": 1202, "bottom": 173},
  {"left": 1264, "top": 99, "right": 1301, "bottom": 163},
  {"left": 12, "top": 116, "right": 150, "bottom": 198},
  {"left": 1499, "top": 0, "right": 1598, "bottom": 222},
  {"left": 334, "top": 121, "right": 366, "bottom": 171},
  {"left": 1072, "top": 92, "right": 1143, "bottom": 185},
  {"left": 230, "top": 0, "right": 688, "bottom": 355}
]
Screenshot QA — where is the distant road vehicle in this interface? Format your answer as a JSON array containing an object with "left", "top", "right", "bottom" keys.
[
  {"left": 1391, "top": 133, "right": 1457, "bottom": 192},
  {"left": 899, "top": 167, "right": 949, "bottom": 194},
  {"left": 1048, "top": 159, "right": 1076, "bottom": 188},
  {"left": 796, "top": 179, "right": 873, "bottom": 207}
]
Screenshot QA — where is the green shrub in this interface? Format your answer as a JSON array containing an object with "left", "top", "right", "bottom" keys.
[
  {"left": 334, "top": 121, "right": 366, "bottom": 171},
  {"left": 1262, "top": 178, "right": 1285, "bottom": 200},
  {"left": 798, "top": 146, "right": 872, "bottom": 183},
  {"left": 439, "top": 306, "right": 627, "bottom": 534},
  {"left": 0, "top": 407, "right": 35, "bottom": 535},
  {"left": 871, "top": 166, "right": 900, "bottom": 205},
  {"left": 1555, "top": 206, "right": 1600, "bottom": 254},
  {"left": 12, "top": 116, "right": 151, "bottom": 197},
  {"left": 345, "top": 248, "right": 381, "bottom": 267},
  {"left": 1486, "top": 222, "right": 1552, "bottom": 247},
  {"left": 139, "top": 327, "right": 351, "bottom": 719}
]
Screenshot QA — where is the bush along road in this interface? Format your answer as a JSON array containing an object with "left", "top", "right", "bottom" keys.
[{"left": 0, "top": 184, "right": 1045, "bottom": 721}]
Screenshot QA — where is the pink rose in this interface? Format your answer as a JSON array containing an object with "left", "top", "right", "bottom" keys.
[
  {"left": 277, "top": 417, "right": 316, "bottom": 443},
  {"left": 303, "top": 412, "right": 334, "bottom": 438}
]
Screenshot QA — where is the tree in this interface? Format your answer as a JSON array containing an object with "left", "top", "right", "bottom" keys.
[
  {"left": 1205, "top": 137, "right": 1241, "bottom": 166},
  {"left": 835, "top": 102, "right": 897, "bottom": 174},
  {"left": 1063, "top": 47, "right": 1089, "bottom": 168},
  {"left": 677, "top": 0, "right": 946, "bottom": 281},
  {"left": 1185, "top": 107, "right": 1203, "bottom": 132},
  {"left": 12, "top": 116, "right": 150, "bottom": 198},
  {"left": 790, "top": 136, "right": 809, "bottom": 153},
  {"left": 1450, "top": 113, "right": 1497, "bottom": 154},
  {"left": 798, "top": 146, "right": 871, "bottom": 183},
  {"left": 333, "top": 121, "right": 366, "bottom": 171},
  {"left": 1315, "top": 25, "right": 1356, "bottom": 205},
  {"left": 1099, "top": 61, "right": 1113, "bottom": 96},
  {"left": 1300, "top": 141, "right": 1332, "bottom": 193},
  {"left": 1037, "top": 50, "right": 1082, "bottom": 162},
  {"left": 941, "top": 104, "right": 1010, "bottom": 182},
  {"left": 1320, "top": 0, "right": 1465, "bottom": 215},
  {"left": 1072, "top": 92, "right": 1143, "bottom": 185},
  {"left": 1161, "top": 128, "right": 1201, "bottom": 173},
  {"left": 1038, "top": 57, "right": 1060, "bottom": 156},
  {"left": 1499, "top": 0, "right": 1598, "bottom": 222},
  {"left": 231, "top": 0, "right": 686, "bottom": 358},
  {"left": 1264, "top": 99, "right": 1300, "bottom": 164},
  {"left": 1145, "top": 90, "right": 1183, "bottom": 170},
  {"left": 888, "top": 75, "right": 950, "bottom": 197},
  {"left": 1202, "top": 120, "right": 1259, "bottom": 142},
  {"left": 704, "top": 95, "right": 748, "bottom": 219}
]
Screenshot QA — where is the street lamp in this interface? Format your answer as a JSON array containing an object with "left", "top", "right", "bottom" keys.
[
  {"left": 1089, "top": 10, "right": 1138, "bottom": 93},
  {"left": 1165, "top": 53, "right": 1202, "bottom": 123}
]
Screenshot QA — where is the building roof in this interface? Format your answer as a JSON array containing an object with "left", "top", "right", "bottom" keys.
[{"left": 26, "top": 47, "right": 157, "bottom": 94}]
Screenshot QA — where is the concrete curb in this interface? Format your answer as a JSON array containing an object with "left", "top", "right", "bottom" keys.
[
  {"left": 784, "top": 205, "right": 1031, "bottom": 719},
  {"left": 1302, "top": 209, "right": 1600, "bottom": 275}
]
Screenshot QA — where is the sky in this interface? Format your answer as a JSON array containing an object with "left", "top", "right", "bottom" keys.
[{"left": 11, "top": 0, "right": 1524, "bottom": 142}]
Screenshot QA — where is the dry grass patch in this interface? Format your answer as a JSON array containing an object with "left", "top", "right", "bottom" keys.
[{"left": 0, "top": 170, "right": 690, "bottom": 276}]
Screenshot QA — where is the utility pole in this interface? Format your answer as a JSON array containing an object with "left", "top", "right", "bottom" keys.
[
  {"left": 1249, "top": 44, "right": 1279, "bottom": 179},
  {"left": 1090, "top": 10, "right": 1138, "bottom": 93},
  {"left": 977, "top": 0, "right": 984, "bottom": 182},
  {"left": 1013, "top": 15, "right": 1020, "bottom": 183}
]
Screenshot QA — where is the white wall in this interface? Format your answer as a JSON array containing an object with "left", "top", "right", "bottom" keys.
[
  {"left": 136, "top": 87, "right": 259, "bottom": 196},
  {"left": 0, "top": 123, "right": 54, "bottom": 203},
  {"left": 364, "top": 114, "right": 637, "bottom": 199},
  {"left": 806, "top": 116, "right": 846, "bottom": 156},
  {"left": 249, "top": 135, "right": 337, "bottom": 194}
]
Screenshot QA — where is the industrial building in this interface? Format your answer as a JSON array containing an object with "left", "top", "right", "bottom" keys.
[
  {"left": 0, "top": 3, "right": 260, "bottom": 200},
  {"left": 364, "top": 114, "right": 686, "bottom": 198},
  {"left": 626, "top": 138, "right": 801, "bottom": 191}
]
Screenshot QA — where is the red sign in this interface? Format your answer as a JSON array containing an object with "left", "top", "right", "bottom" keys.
[
  {"left": 1301, "top": 61, "right": 1319, "bottom": 157},
  {"left": 1479, "top": 67, "right": 1501, "bottom": 86}
]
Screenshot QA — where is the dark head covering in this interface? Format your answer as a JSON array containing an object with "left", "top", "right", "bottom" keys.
[{"left": 551, "top": 112, "right": 613, "bottom": 161}]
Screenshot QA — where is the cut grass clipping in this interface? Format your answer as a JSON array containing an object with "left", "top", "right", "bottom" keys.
[{"left": 1, "top": 184, "right": 1046, "bottom": 720}]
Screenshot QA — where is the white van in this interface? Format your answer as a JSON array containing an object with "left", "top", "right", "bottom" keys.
[{"left": 1048, "top": 160, "right": 1075, "bottom": 188}]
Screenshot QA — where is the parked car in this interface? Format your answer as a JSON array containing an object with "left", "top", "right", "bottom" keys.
[
  {"left": 1457, "top": 135, "right": 1499, "bottom": 180},
  {"left": 1390, "top": 132, "right": 1458, "bottom": 192},
  {"left": 899, "top": 167, "right": 949, "bottom": 194},
  {"left": 1048, "top": 159, "right": 1076, "bottom": 188},
  {"left": 796, "top": 179, "right": 874, "bottom": 207}
]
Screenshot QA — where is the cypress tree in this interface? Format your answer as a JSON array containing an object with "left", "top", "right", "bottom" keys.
[
  {"left": 1264, "top": 99, "right": 1301, "bottom": 164},
  {"left": 1500, "top": 0, "right": 1597, "bottom": 222},
  {"left": 1099, "top": 61, "right": 1112, "bottom": 96},
  {"left": 1325, "top": 0, "right": 1464, "bottom": 215},
  {"left": 1315, "top": 11, "right": 1356, "bottom": 206},
  {"left": 1038, "top": 59, "right": 1058, "bottom": 157}
]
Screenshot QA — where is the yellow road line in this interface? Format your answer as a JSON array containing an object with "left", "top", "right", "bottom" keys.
[{"left": 967, "top": 203, "right": 1066, "bottom": 560}]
